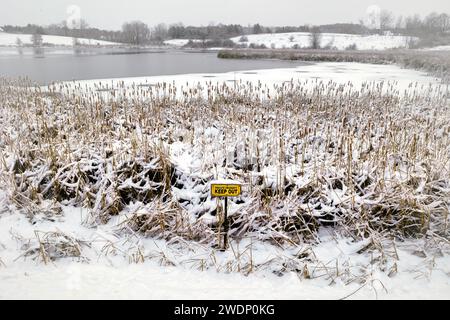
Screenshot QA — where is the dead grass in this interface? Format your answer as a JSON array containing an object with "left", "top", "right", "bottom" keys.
[{"left": 0, "top": 75, "right": 449, "bottom": 252}]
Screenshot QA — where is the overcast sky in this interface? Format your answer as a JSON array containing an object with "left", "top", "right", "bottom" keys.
[{"left": 1, "top": 0, "right": 449, "bottom": 30}]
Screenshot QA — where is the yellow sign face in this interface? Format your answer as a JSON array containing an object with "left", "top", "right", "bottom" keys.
[{"left": 211, "top": 184, "right": 241, "bottom": 197}]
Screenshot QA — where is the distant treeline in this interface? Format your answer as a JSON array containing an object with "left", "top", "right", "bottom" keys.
[
  {"left": 2, "top": 23, "right": 126, "bottom": 43},
  {"left": 0, "top": 22, "right": 377, "bottom": 45},
  {"left": 2, "top": 11, "right": 449, "bottom": 47},
  {"left": 168, "top": 23, "right": 381, "bottom": 38}
]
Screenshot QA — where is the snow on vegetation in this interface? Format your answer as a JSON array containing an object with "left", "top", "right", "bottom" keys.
[
  {"left": 423, "top": 45, "right": 450, "bottom": 51},
  {"left": 0, "top": 64, "right": 449, "bottom": 299},
  {"left": 163, "top": 39, "right": 191, "bottom": 47},
  {"left": 163, "top": 39, "right": 205, "bottom": 47},
  {"left": 0, "top": 31, "right": 118, "bottom": 47},
  {"left": 230, "top": 32, "right": 416, "bottom": 50},
  {"left": 70, "top": 62, "right": 443, "bottom": 97}
]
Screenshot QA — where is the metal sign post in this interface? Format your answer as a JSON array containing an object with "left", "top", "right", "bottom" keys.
[{"left": 210, "top": 181, "right": 241, "bottom": 251}]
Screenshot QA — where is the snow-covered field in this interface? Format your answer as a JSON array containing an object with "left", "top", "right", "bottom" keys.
[
  {"left": 0, "top": 62, "right": 449, "bottom": 300},
  {"left": 0, "top": 31, "right": 118, "bottom": 47},
  {"left": 231, "top": 32, "right": 416, "bottom": 50},
  {"left": 232, "top": 32, "right": 416, "bottom": 50},
  {"left": 165, "top": 32, "right": 416, "bottom": 50}
]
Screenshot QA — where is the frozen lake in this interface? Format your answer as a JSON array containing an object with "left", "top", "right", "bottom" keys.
[{"left": 0, "top": 48, "right": 307, "bottom": 84}]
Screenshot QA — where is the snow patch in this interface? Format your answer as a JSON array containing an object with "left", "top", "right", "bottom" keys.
[{"left": 0, "top": 32, "right": 119, "bottom": 47}]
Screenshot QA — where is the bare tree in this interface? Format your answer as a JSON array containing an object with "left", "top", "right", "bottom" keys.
[
  {"left": 309, "top": 27, "right": 322, "bottom": 49},
  {"left": 365, "top": 5, "right": 381, "bottom": 30},
  {"left": 31, "top": 31, "right": 43, "bottom": 55},
  {"left": 437, "top": 13, "right": 450, "bottom": 33},
  {"left": 253, "top": 24, "right": 263, "bottom": 34},
  {"left": 431, "top": 13, "right": 450, "bottom": 33},
  {"left": 122, "top": 21, "right": 150, "bottom": 46},
  {"left": 168, "top": 23, "right": 185, "bottom": 39},
  {"left": 206, "top": 22, "right": 218, "bottom": 40},
  {"left": 31, "top": 33, "right": 43, "bottom": 47},
  {"left": 424, "top": 12, "right": 440, "bottom": 31},
  {"left": 395, "top": 15, "right": 404, "bottom": 31},
  {"left": 380, "top": 10, "right": 394, "bottom": 32},
  {"left": 405, "top": 14, "right": 423, "bottom": 35},
  {"left": 73, "top": 37, "right": 80, "bottom": 44},
  {"left": 72, "top": 37, "right": 81, "bottom": 51},
  {"left": 16, "top": 37, "right": 23, "bottom": 55},
  {"left": 79, "top": 19, "right": 89, "bottom": 30},
  {"left": 152, "top": 23, "right": 168, "bottom": 43}
]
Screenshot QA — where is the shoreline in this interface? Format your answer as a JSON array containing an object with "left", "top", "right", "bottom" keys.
[{"left": 217, "top": 48, "right": 450, "bottom": 82}]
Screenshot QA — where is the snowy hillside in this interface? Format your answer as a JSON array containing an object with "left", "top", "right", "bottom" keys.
[
  {"left": 0, "top": 32, "right": 119, "bottom": 46},
  {"left": 230, "top": 32, "right": 416, "bottom": 50}
]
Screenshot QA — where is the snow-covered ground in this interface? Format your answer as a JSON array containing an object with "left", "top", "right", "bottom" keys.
[
  {"left": 231, "top": 32, "right": 416, "bottom": 50},
  {"left": 1, "top": 62, "right": 449, "bottom": 300},
  {"left": 2, "top": 255, "right": 449, "bottom": 300},
  {"left": 0, "top": 31, "right": 119, "bottom": 47},
  {"left": 0, "top": 199, "right": 448, "bottom": 300},
  {"left": 165, "top": 32, "right": 415, "bottom": 50}
]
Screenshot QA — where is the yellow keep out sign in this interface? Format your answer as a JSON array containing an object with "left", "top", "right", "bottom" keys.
[{"left": 211, "top": 182, "right": 241, "bottom": 197}]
